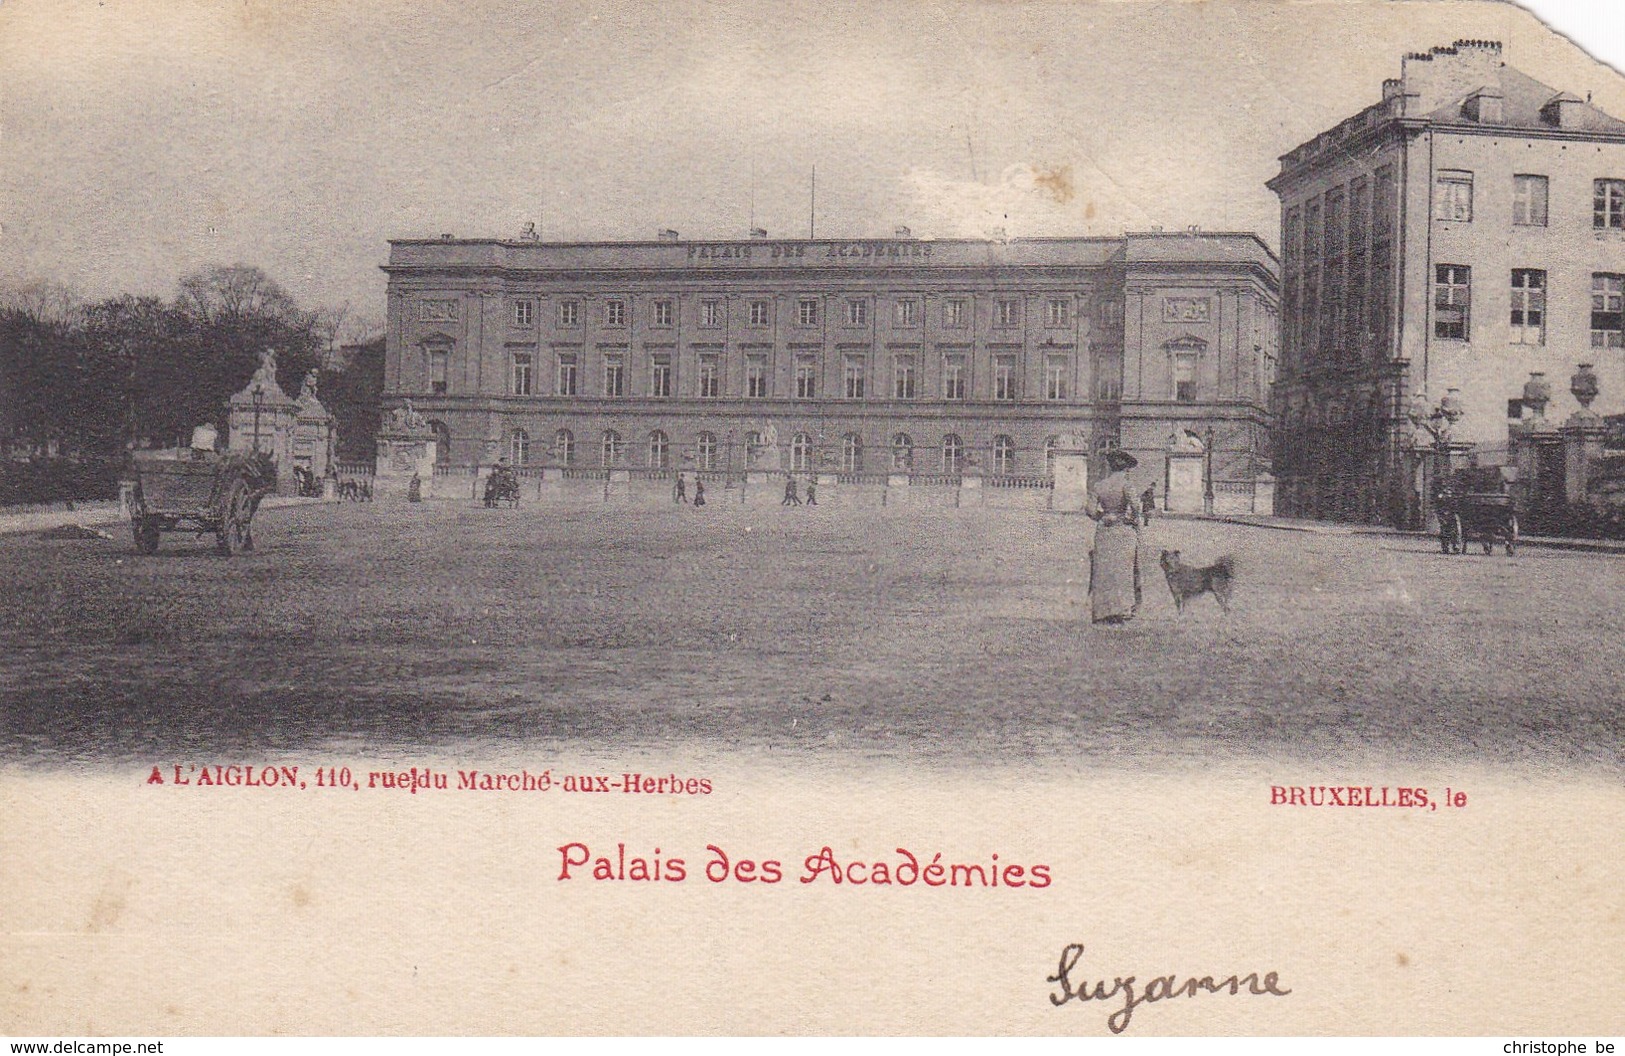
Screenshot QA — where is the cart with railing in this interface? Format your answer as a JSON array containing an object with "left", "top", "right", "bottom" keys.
[
  {"left": 1436, "top": 466, "right": 1518, "bottom": 556},
  {"left": 126, "top": 451, "right": 276, "bottom": 555}
]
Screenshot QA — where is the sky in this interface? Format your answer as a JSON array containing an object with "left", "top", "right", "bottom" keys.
[{"left": 1, "top": 0, "right": 1623, "bottom": 329}]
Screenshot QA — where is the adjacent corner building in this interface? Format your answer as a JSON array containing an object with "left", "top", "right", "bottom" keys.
[{"left": 1269, "top": 39, "right": 1625, "bottom": 526}]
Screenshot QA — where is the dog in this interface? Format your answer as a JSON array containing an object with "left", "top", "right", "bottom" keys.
[{"left": 1159, "top": 550, "right": 1235, "bottom": 614}]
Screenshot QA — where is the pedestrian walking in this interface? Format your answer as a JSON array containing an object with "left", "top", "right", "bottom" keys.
[
  {"left": 782, "top": 475, "right": 800, "bottom": 506},
  {"left": 675, "top": 472, "right": 688, "bottom": 504},
  {"left": 693, "top": 478, "right": 706, "bottom": 507},
  {"left": 1140, "top": 484, "right": 1156, "bottom": 523},
  {"left": 804, "top": 477, "right": 817, "bottom": 505}
]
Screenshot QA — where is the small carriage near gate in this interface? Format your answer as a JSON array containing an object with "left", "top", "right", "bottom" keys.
[
  {"left": 126, "top": 450, "right": 276, "bottom": 555},
  {"left": 483, "top": 466, "right": 521, "bottom": 508},
  {"left": 1435, "top": 466, "right": 1518, "bottom": 556}
]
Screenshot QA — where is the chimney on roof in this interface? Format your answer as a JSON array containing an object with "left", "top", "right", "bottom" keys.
[
  {"left": 894, "top": 225, "right": 912, "bottom": 239},
  {"left": 1400, "top": 39, "right": 1502, "bottom": 115},
  {"left": 1463, "top": 86, "right": 1504, "bottom": 124},
  {"left": 658, "top": 229, "right": 680, "bottom": 242},
  {"left": 749, "top": 228, "right": 768, "bottom": 240}
]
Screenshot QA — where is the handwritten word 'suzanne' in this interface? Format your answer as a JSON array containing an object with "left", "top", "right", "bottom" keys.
[
  {"left": 1048, "top": 943, "right": 1290, "bottom": 1034},
  {"left": 556, "top": 843, "right": 1052, "bottom": 888}
]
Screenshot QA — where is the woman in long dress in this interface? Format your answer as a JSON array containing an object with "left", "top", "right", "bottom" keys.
[{"left": 1087, "top": 449, "right": 1143, "bottom": 624}]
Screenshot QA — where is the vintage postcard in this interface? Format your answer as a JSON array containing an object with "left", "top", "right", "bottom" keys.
[{"left": 2, "top": 0, "right": 1623, "bottom": 1039}]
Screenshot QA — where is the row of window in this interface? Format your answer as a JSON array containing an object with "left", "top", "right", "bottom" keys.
[
  {"left": 501, "top": 427, "right": 1076, "bottom": 475},
  {"left": 1433, "top": 173, "right": 1625, "bottom": 228},
  {"left": 1432, "top": 268, "right": 1625, "bottom": 347},
  {"left": 487, "top": 350, "right": 1150, "bottom": 404},
  {"left": 507, "top": 294, "right": 1106, "bottom": 331},
  {"left": 1284, "top": 172, "right": 1625, "bottom": 272}
]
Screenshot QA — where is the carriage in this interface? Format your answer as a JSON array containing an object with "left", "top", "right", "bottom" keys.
[
  {"left": 483, "top": 467, "right": 521, "bottom": 508},
  {"left": 1435, "top": 466, "right": 1518, "bottom": 556},
  {"left": 126, "top": 451, "right": 276, "bottom": 555}
]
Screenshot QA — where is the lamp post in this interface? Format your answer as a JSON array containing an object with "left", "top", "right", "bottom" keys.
[
  {"left": 1203, "top": 424, "right": 1216, "bottom": 514},
  {"left": 251, "top": 383, "right": 264, "bottom": 454},
  {"left": 724, "top": 429, "right": 735, "bottom": 489},
  {"left": 1407, "top": 388, "right": 1465, "bottom": 527}
]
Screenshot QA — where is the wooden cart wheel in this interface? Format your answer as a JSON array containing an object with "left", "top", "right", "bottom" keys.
[
  {"left": 1451, "top": 514, "right": 1465, "bottom": 555},
  {"left": 1505, "top": 514, "right": 1518, "bottom": 556},
  {"left": 215, "top": 480, "right": 253, "bottom": 556}
]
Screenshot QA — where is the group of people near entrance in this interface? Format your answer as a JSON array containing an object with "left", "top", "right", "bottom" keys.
[
  {"left": 669, "top": 473, "right": 817, "bottom": 507},
  {"left": 780, "top": 475, "right": 816, "bottom": 506},
  {"left": 672, "top": 472, "right": 705, "bottom": 506}
]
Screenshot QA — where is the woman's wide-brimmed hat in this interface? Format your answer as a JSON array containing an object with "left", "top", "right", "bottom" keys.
[{"left": 1105, "top": 449, "right": 1139, "bottom": 471}]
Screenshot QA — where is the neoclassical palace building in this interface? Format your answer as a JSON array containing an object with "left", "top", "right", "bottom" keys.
[{"left": 380, "top": 229, "right": 1278, "bottom": 499}]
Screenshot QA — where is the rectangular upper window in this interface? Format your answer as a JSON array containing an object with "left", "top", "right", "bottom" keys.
[
  {"left": 894, "top": 299, "right": 919, "bottom": 327},
  {"left": 797, "top": 298, "right": 819, "bottom": 327},
  {"left": 1045, "top": 354, "right": 1068, "bottom": 401},
  {"left": 513, "top": 300, "right": 534, "bottom": 327},
  {"left": 605, "top": 299, "right": 627, "bottom": 327},
  {"left": 994, "top": 299, "right": 1019, "bottom": 327},
  {"left": 558, "top": 300, "right": 581, "bottom": 327},
  {"left": 1596, "top": 179, "right": 1625, "bottom": 229},
  {"left": 698, "top": 353, "right": 721, "bottom": 398},
  {"left": 1046, "top": 299, "right": 1071, "bottom": 327},
  {"left": 893, "top": 354, "right": 916, "bottom": 400},
  {"left": 603, "top": 354, "right": 625, "bottom": 397},
  {"left": 1513, "top": 175, "right": 1549, "bottom": 226},
  {"left": 1434, "top": 172, "right": 1474, "bottom": 222},
  {"left": 1172, "top": 352, "right": 1197, "bottom": 404},
  {"left": 511, "top": 351, "right": 533, "bottom": 395},
  {"left": 942, "top": 355, "right": 966, "bottom": 400},
  {"left": 1434, "top": 264, "right": 1471, "bottom": 340},
  {"left": 700, "top": 299, "right": 723, "bottom": 328},
  {"left": 845, "top": 299, "right": 868, "bottom": 327},
  {"left": 649, "top": 353, "right": 672, "bottom": 398},
  {"left": 1593, "top": 273, "right": 1624, "bottom": 348},
  {"left": 1510, "top": 269, "right": 1545, "bottom": 345},
  {"left": 842, "top": 354, "right": 865, "bottom": 399},
  {"left": 944, "top": 298, "right": 968, "bottom": 328},
  {"left": 748, "top": 300, "right": 771, "bottom": 327},
  {"left": 653, "top": 300, "right": 674, "bottom": 327},
  {"left": 746, "top": 354, "right": 769, "bottom": 398},
  {"left": 794, "top": 354, "right": 818, "bottom": 398},
  {"left": 994, "top": 355, "right": 1018, "bottom": 401},
  {"left": 429, "top": 349, "right": 449, "bottom": 395},
  {"left": 1096, "top": 354, "right": 1122, "bottom": 402},
  {"left": 556, "top": 352, "right": 578, "bottom": 396}
]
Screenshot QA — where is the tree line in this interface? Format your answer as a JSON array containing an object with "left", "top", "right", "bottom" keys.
[{"left": 0, "top": 265, "right": 383, "bottom": 503}]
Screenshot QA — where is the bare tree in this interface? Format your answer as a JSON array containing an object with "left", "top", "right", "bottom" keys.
[
  {"left": 0, "top": 279, "right": 83, "bottom": 327},
  {"left": 176, "top": 264, "right": 308, "bottom": 327}
]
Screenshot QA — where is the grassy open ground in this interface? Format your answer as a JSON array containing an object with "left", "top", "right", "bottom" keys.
[{"left": 1, "top": 498, "right": 1620, "bottom": 771}]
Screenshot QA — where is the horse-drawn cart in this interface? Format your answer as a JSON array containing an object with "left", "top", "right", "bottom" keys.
[
  {"left": 1436, "top": 466, "right": 1518, "bottom": 556},
  {"left": 127, "top": 451, "right": 276, "bottom": 556}
]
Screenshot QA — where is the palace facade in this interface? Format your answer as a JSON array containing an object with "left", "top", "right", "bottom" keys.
[
  {"left": 380, "top": 230, "right": 1278, "bottom": 500},
  {"left": 1269, "top": 40, "right": 1625, "bottom": 525}
]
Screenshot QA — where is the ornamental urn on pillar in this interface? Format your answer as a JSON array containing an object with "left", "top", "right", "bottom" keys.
[
  {"left": 1521, "top": 372, "right": 1551, "bottom": 418},
  {"left": 1570, "top": 362, "right": 1599, "bottom": 413}
]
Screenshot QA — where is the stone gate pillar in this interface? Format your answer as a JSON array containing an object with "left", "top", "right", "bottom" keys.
[{"left": 1049, "top": 430, "right": 1090, "bottom": 512}]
